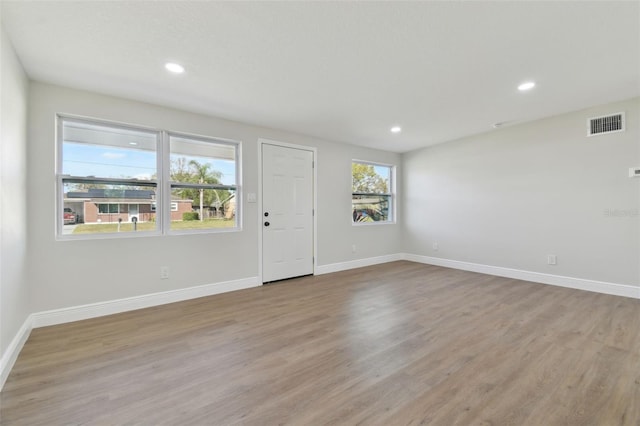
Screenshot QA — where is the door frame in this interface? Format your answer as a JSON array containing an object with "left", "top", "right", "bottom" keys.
[{"left": 258, "top": 138, "right": 318, "bottom": 284}]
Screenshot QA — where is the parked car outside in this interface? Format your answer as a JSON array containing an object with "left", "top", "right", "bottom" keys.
[{"left": 63, "top": 207, "right": 77, "bottom": 224}]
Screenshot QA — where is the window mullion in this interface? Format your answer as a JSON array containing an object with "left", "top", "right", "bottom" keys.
[
  {"left": 352, "top": 192, "right": 391, "bottom": 196},
  {"left": 170, "top": 182, "right": 237, "bottom": 191},
  {"left": 61, "top": 176, "right": 158, "bottom": 187},
  {"left": 160, "top": 131, "right": 171, "bottom": 234}
]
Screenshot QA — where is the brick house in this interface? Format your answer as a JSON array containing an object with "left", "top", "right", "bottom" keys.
[{"left": 65, "top": 189, "right": 192, "bottom": 224}]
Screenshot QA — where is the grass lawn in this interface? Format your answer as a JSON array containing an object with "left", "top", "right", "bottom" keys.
[{"left": 72, "top": 219, "right": 235, "bottom": 234}]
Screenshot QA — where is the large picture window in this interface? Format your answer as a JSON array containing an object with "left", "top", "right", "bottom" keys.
[
  {"left": 57, "top": 116, "right": 240, "bottom": 238},
  {"left": 352, "top": 161, "right": 394, "bottom": 224}
]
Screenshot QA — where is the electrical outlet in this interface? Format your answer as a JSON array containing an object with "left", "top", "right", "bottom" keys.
[
  {"left": 352, "top": 244, "right": 357, "bottom": 253},
  {"left": 547, "top": 255, "right": 557, "bottom": 265},
  {"left": 160, "top": 266, "right": 170, "bottom": 279},
  {"left": 433, "top": 242, "right": 439, "bottom": 251}
]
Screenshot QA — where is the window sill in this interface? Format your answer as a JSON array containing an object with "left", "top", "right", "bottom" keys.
[{"left": 352, "top": 220, "right": 396, "bottom": 227}]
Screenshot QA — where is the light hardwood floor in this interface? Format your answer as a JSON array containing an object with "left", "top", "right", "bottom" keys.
[{"left": 1, "top": 261, "right": 639, "bottom": 425}]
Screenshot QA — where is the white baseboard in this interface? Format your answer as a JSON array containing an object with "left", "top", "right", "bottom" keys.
[
  {"left": 318, "top": 253, "right": 639, "bottom": 299},
  {"left": 316, "top": 253, "right": 404, "bottom": 275},
  {"left": 0, "top": 315, "right": 33, "bottom": 391},
  {"left": 31, "top": 276, "right": 260, "bottom": 328},
  {"left": 404, "top": 253, "right": 640, "bottom": 299}
]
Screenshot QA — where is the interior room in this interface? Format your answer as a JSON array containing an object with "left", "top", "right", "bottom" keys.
[{"left": 1, "top": 1, "right": 639, "bottom": 424}]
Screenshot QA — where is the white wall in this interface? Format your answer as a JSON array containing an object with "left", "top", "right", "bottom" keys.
[
  {"left": 0, "top": 26, "right": 30, "bottom": 369},
  {"left": 403, "top": 97, "right": 640, "bottom": 287},
  {"left": 27, "top": 82, "right": 402, "bottom": 313}
]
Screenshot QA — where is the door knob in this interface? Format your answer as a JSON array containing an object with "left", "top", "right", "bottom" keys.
[
  {"left": 264, "top": 221, "right": 270, "bottom": 227},
  {"left": 264, "top": 212, "right": 269, "bottom": 217}
]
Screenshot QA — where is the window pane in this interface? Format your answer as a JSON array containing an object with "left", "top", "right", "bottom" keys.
[
  {"left": 62, "top": 120, "right": 157, "bottom": 181},
  {"left": 352, "top": 194, "right": 390, "bottom": 222},
  {"left": 352, "top": 162, "right": 390, "bottom": 194},
  {"left": 169, "top": 187, "right": 236, "bottom": 231},
  {"left": 62, "top": 183, "right": 158, "bottom": 235},
  {"left": 169, "top": 134, "right": 238, "bottom": 232},
  {"left": 352, "top": 161, "right": 394, "bottom": 224},
  {"left": 169, "top": 135, "right": 236, "bottom": 186}
]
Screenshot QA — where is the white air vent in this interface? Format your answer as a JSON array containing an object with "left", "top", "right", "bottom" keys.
[{"left": 587, "top": 112, "right": 625, "bottom": 136}]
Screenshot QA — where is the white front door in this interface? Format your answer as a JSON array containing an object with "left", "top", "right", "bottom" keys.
[
  {"left": 129, "top": 204, "right": 139, "bottom": 222},
  {"left": 262, "top": 143, "right": 314, "bottom": 282}
]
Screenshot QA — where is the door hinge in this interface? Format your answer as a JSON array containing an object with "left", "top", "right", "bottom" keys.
[{"left": 312, "top": 161, "right": 315, "bottom": 168}]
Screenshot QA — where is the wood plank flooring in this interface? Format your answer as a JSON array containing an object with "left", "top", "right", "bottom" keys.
[{"left": 1, "top": 261, "right": 639, "bottom": 425}]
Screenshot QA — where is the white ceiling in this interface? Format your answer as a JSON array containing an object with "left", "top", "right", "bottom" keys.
[{"left": 2, "top": 1, "right": 639, "bottom": 153}]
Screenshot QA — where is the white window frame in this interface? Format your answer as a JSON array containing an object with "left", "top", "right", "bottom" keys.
[
  {"left": 56, "top": 115, "right": 241, "bottom": 239},
  {"left": 351, "top": 160, "right": 396, "bottom": 225}
]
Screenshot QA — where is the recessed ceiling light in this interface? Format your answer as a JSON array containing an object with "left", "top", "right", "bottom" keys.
[
  {"left": 165, "top": 62, "right": 185, "bottom": 74},
  {"left": 390, "top": 126, "right": 402, "bottom": 133},
  {"left": 518, "top": 81, "right": 535, "bottom": 91}
]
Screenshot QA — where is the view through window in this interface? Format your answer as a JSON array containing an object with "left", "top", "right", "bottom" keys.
[
  {"left": 169, "top": 134, "right": 238, "bottom": 231},
  {"left": 58, "top": 117, "right": 239, "bottom": 237},
  {"left": 352, "top": 161, "right": 394, "bottom": 223}
]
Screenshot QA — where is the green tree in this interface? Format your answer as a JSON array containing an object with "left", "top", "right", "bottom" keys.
[
  {"left": 352, "top": 163, "right": 388, "bottom": 193},
  {"left": 170, "top": 158, "right": 229, "bottom": 221},
  {"left": 189, "top": 160, "right": 220, "bottom": 221},
  {"left": 169, "top": 158, "right": 193, "bottom": 188}
]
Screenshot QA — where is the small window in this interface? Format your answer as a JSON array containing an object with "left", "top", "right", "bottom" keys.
[
  {"left": 98, "top": 203, "right": 120, "bottom": 214},
  {"left": 169, "top": 134, "right": 238, "bottom": 232},
  {"left": 352, "top": 161, "right": 394, "bottom": 224}
]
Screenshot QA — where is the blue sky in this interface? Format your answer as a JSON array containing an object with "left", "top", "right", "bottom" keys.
[
  {"left": 373, "top": 165, "right": 390, "bottom": 183},
  {"left": 63, "top": 143, "right": 236, "bottom": 185}
]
